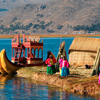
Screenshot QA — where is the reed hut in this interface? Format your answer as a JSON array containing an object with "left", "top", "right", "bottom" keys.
[{"left": 69, "top": 37, "right": 100, "bottom": 67}]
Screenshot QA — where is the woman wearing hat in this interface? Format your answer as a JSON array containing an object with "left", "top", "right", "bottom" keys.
[{"left": 45, "top": 55, "right": 57, "bottom": 75}]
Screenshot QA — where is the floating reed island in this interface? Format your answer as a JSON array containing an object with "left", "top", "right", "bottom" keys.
[
  {"left": 17, "top": 66, "right": 99, "bottom": 98},
  {"left": 16, "top": 36, "right": 100, "bottom": 98}
]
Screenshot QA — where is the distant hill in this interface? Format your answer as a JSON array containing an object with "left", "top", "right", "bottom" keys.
[
  {"left": 0, "top": 0, "right": 100, "bottom": 34},
  {"left": 0, "top": 0, "right": 50, "bottom": 17},
  {"left": 0, "top": 0, "right": 50, "bottom": 10}
]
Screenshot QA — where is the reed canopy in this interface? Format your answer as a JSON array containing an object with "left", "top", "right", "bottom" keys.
[{"left": 69, "top": 37, "right": 100, "bottom": 67}]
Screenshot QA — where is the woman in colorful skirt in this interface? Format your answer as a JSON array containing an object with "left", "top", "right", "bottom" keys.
[
  {"left": 45, "top": 55, "right": 57, "bottom": 75},
  {"left": 59, "top": 55, "right": 70, "bottom": 78},
  {"left": 98, "top": 67, "right": 100, "bottom": 84}
]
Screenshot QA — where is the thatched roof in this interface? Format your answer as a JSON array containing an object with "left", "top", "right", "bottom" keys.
[{"left": 69, "top": 37, "right": 100, "bottom": 53}]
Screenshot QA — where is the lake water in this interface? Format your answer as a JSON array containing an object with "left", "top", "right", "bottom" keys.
[
  {"left": 0, "top": 37, "right": 99, "bottom": 100},
  {"left": 0, "top": 75, "right": 98, "bottom": 100}
]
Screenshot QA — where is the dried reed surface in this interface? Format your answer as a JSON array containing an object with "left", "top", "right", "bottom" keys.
[
  {"left": 69, "top": 37, "right": 100, "bottom": 67},
  {"left": 69, "top": 51, "right": 96, "bottom": 67},
  {"left": 1, "top": 34, "right": 100, "bottom": 38},
  {"left": 17, "top": 66, "right": 100, "bottom": 97},
  {"left": 69, "top": 37, "right": 100, "bottom": 52}
]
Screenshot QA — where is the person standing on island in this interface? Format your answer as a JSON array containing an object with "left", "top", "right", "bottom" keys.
[
  {"left": 45, "top": 55, "right": 57, "bottom": 75},
  {"left": 98, "top": 66, "right": 100, "bottom": 84},
  {"left": 59, "top": 55, "right": 70, "bottom": 78}
]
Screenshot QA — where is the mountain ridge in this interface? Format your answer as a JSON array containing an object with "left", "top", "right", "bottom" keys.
[
  {"left": 0, "top": 0, "right": 100, "bottom": 34},
  {"left": 0, "top": 0, "right": 50, "bottom": 17}
]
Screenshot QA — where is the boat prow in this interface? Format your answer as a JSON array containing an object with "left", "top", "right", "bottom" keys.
[
  {"left": 0, "top": 49, "right": 20, "bottom": 74},
  {"left": 0, "top": 52, "right": 7, "bottom": 75}
]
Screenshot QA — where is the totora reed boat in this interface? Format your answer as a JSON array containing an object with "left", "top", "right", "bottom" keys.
[{"left": 0, "top": 49, "right": 22, "bottom": 75}]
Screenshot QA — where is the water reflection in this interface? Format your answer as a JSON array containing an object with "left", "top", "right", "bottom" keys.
[
  {"left": 0, "top": 75, "right": 98, "bottom": 100},
  {"left": 0, "top": 74, "right": 14, "bottom": 89},
  {"left": 47, "top": 87, "right": 70, "bottom": 100},
  {"left": 59, "top": 90, "right": 70, "bottom": 100}
]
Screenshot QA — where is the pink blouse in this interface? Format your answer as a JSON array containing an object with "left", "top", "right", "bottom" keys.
[{"left": 59, "top": 59, "right": 69, "bottom": 68}]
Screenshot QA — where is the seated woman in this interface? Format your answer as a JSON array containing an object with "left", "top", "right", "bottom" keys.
[{"left": 45, "top": 55, "right": 57, "bottom": 75}]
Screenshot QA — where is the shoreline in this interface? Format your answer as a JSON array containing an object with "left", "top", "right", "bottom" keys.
[
  {"left": 0, "top": 34, "right": 100, "bottom": 38},
  {"left": 17, "top": 66, "right": 100, "bottom": 98}
]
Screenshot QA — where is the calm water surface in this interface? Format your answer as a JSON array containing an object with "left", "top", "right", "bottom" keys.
[
  {"left": 0, "top": 37, "right": 99, "bottom": 100},
  {"left": 0, "top": 75, "right": 98, "bottom": 100}
]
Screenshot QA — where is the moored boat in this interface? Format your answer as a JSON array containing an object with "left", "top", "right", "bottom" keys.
[
  {"left": 0, "top": 52, "right": 7, "bottom": 75},
  {"left": 1, "top": 49, "right": 21, "bottom": 74},
  {"left": 0, "top": 34, "right": 57, "bottom": 75}
]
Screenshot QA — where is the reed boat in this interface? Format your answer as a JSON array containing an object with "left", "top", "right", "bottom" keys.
[
  {"left": 0, "top": 52, "right": 7, "bottom": 75},
  {"left": 0, "top": 49, "right": 22, "bottom": 74},
  {"left": 0, "top": 49, "right": 56, "bottom": 75}
]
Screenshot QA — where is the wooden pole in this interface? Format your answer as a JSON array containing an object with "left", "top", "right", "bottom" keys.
[{"left": 92, "top": 47, "right": 100, "bottom": 76}]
